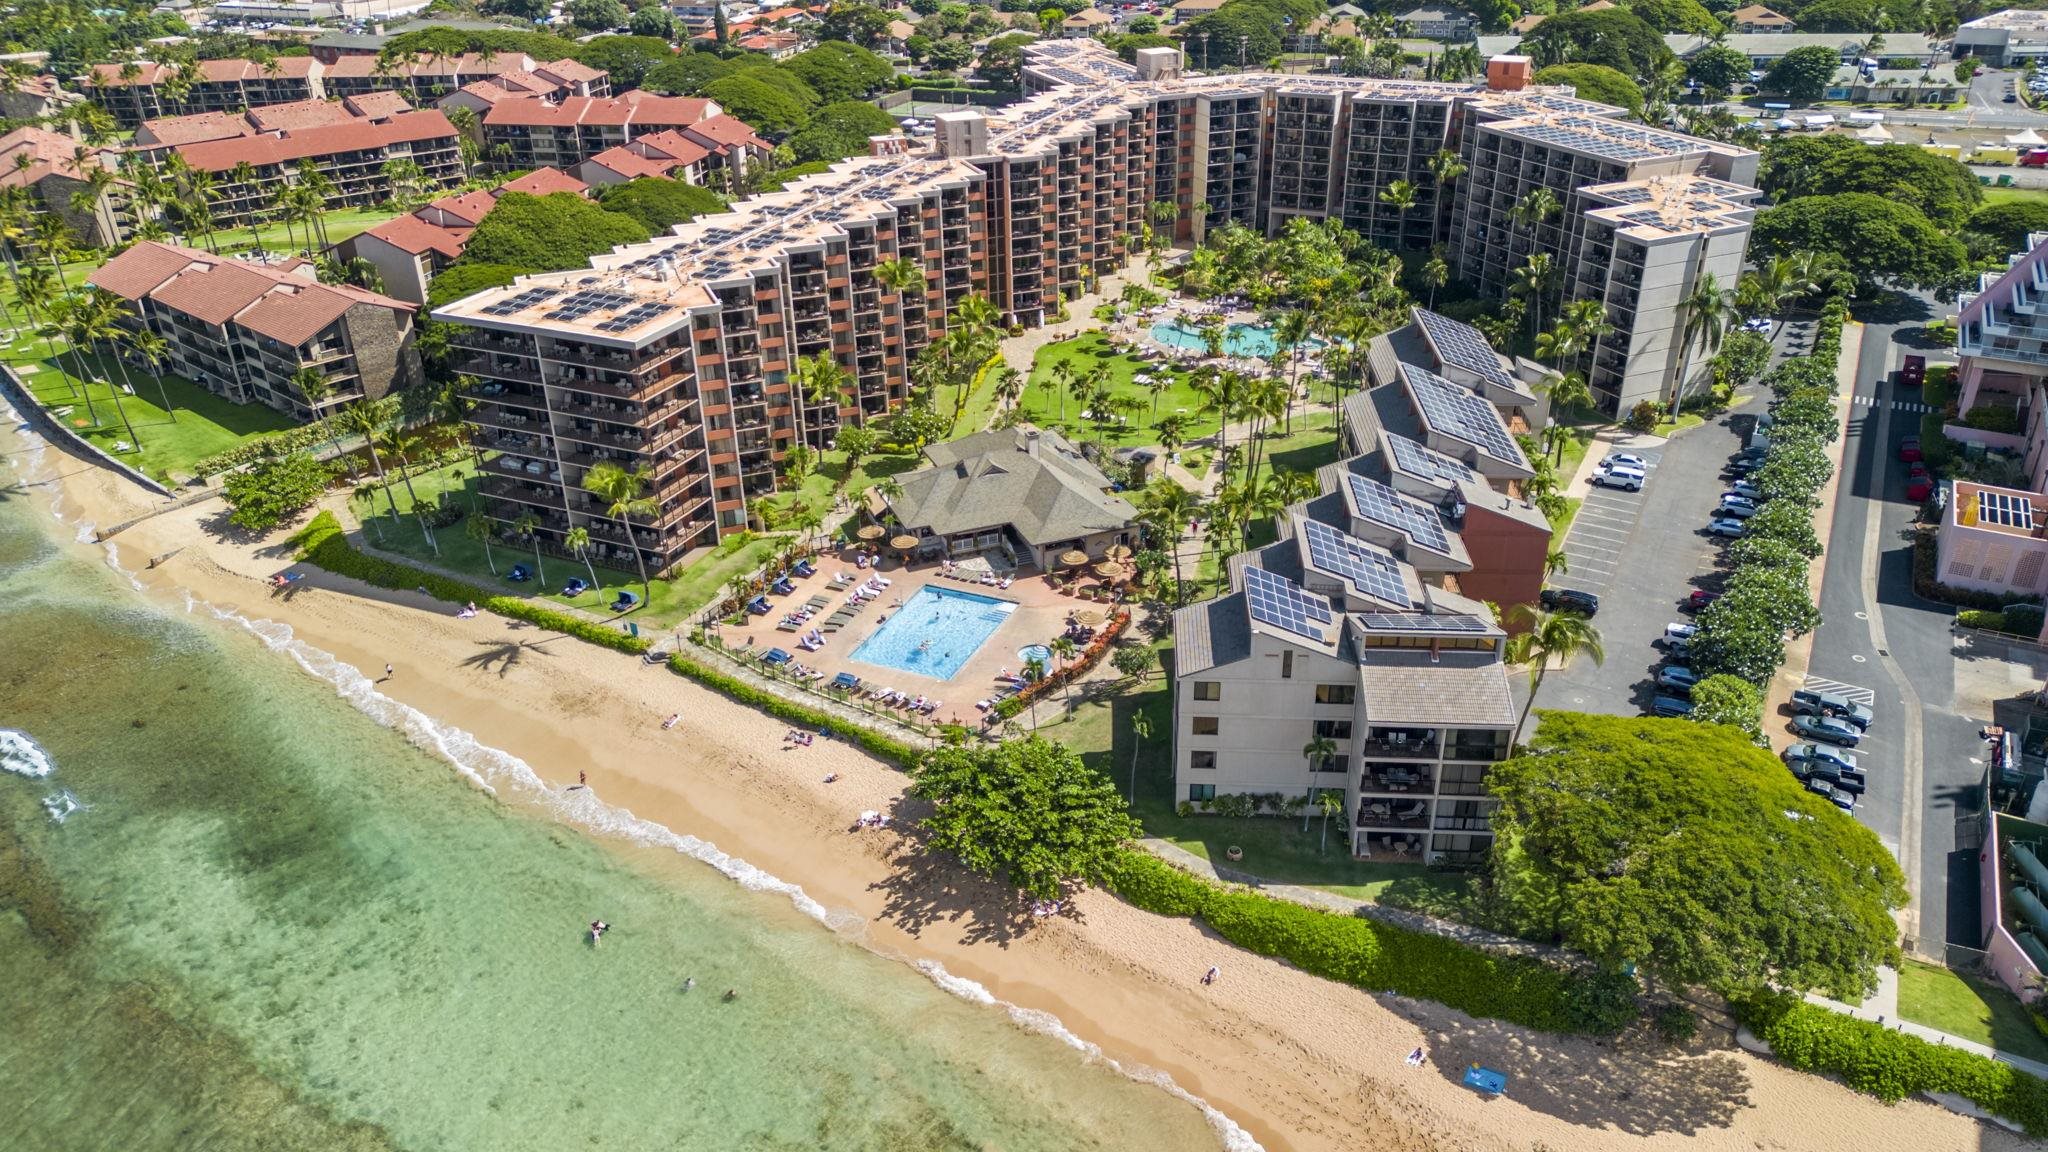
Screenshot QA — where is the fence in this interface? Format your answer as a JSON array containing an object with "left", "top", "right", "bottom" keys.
[
  {"left": 692, "top": 630, "right": 944, "bottom": 741},
  {"left": 1905, "top": 935, "right": 1998, "bottom": 975}
]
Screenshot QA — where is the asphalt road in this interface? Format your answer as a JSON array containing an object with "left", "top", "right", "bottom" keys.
[{"left": 1807, "top": 300, "right": 1985, "bottom": 952}]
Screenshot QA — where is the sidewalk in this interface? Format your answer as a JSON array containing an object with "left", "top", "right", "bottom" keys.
[{"left": 1806, "top": 965, "right": 2048, "bottom": 1079}]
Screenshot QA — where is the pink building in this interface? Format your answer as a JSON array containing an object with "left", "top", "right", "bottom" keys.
[
  {"left": 1936, "top": 480, "right": 2048, "bottom": 604},
  {"left": 1955, "top": 233, "right": 2048, "bottom": 491}
]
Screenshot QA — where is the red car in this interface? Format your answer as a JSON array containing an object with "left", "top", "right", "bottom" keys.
[
  {"left": 1907, "top": 477, "right": 1935, "bottom": 502},
  {"left": 1908, "top": 461, "right": 1930, "bottom": 481},
  {"left": 1684, "top": 589, "right": 1719, "bottom": 612},
  {"left": 1898, "top": 436, "right": 1922, "bottom": 463}
]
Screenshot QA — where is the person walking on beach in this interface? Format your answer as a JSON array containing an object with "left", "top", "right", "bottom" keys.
[
  {"left": 1201, "top": 966, "right": 1219, "bottom": 986},
  {"left": 384, "top": 663, "right": 394, "bottom": 680}
]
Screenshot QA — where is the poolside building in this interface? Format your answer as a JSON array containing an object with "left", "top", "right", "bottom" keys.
[
  {"left": 875, "top": 426, "right": 1139, "bottom": 569},
  {"left": 433, "top": 38, "right": 1748, "bottom": 577}
]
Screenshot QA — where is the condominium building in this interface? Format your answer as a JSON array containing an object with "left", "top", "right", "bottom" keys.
[
  {"left": 81, "top": 57, "right": 324, "bottom": 127},
  {"left": 431, "top": 39, "right": 1743, "bottom": 579},
  {"left": 88, "top": 240, "right": 422, "bottom": 419},
  {"left": 0, "top": 126, "right": 129, "bottom": 248},
  {"left": 320, "top": 54, "right": 608, "bottom": 106},
  {"left": 479, "top": 93, "right": 763, "bottom": 174},
  {"left": 344, "top": 167, "right": 591, "bottom": 304},
  {"left": 170, "top": 110, "right": 465, "bottom": 230},
  {"left": 1954, "top": 233, "right": 2048, "bottom": 493}
]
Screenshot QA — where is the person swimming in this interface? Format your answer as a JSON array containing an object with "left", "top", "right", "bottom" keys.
[
  {"left": 721, "top": 989, "right": 739, "bottom": 1002},
  {"left": 590, "top": 920, "right": 609, "bottom": 946}
]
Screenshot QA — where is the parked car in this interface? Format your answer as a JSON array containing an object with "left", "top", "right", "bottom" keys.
[
  {"left": 1706, "top": 516, "right": 1747, "bottom": 537},
  {"left": 1663, "top": 637, "right": 1693, "bottom": 661},
  {"left": 1791, "top": 714, "right": 1863, "bottom": 747},
  {"left": 1652, "top": 695, "right": 1695, "bottom": 717},
  {"left": 1600, "top": 452, "right": 1649, "bottom": 472},
  {"left": 1899, "top": 354, "right": 1926, "bottom": 386},
  {"left": 1805, "top": 778, "right": 1857, "bottom": 810},
  {"left": 1540, "top": 588, "right": 1600, "bottom": 615},
  {"left": 1790, "top": 688, "right": 1874, "bottom": 730},
  {"left": 1784, "top": 742, "right": 1861, "bottom": 773},
  {"left": 1728, "top": 456, "right": 1764, "bottom": 476},
  {"left": 1684, "top": 589, "right": 1719, "bottom": 612},
  {"left": 1592, "top": 465, "right": 1644, "bottom": 491},
  {"left": 1898, "top": 436, "right": 1922, "bottom": 463},
  {"left": 1907, "top": 476, "right": 1935, "bottom": 502},
  {"left": 1718, "top": 494, "right": 1761, "bottom": 518},
  {"left": 1726, "top": 480, "right": 1763, "bottom": 501},
  {"left": 1657, "top": 666, "right": 1699, "bottom": 693},
  {"left": 1664, "top": 622, "right": 1699, "bottom": 642}
]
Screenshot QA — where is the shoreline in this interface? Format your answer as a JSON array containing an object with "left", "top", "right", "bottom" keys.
[{"left": 13, "top": 420, "right": 2026, "bottom": 1152}]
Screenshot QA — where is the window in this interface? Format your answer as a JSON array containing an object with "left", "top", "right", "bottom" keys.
[
  {"left": 1192, "top": 681, "right": 1221, "bottom": 701},
  {"left": 1190, "top": 750, "right": 1217, "bottom": 770},
  {"left": 1188, "top": 783, "right": 1217, "bottom": 802},
  {"left": 1318, "top": 755, "right": 1350, "bottom": 775},
  {"left": 1281, "top": 650, "right": 1294, "bottom": 679},
  {"left": 1314, "top": 719, "right": 1353, "bottom": 740},
  {"left": 1315, "top": 683, "right": 1355, "bottom": 705},
  {"left": 1191, "top": 716, "right": 1219, "bottom": 736}
]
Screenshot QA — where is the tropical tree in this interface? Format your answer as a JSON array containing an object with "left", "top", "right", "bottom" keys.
[
  {"left": 1379, "top": 179, "right": 1418, "bottom": 216},
  {"left": 1126, "top": 710, "right": 1152, "bottom": 804},
  {"left": 1421, "top": 250, "right": 1449, "bottom": 310},
  {"left": 793, "top": 350, "right": 848, "bottom": 443},
  {"left": 1511, "top": 252, "right": 1559, "bottom": 339},
  {"left": 466, "top": 513, "right": 500, "bottom": 576},
  {"left": 1671, "top": 271, "right": 1738, "bottom": 416},
  {"left": 1138, "top": 476, "right": 1199, "bottom": 602},
  {"left": 510, "top": 510, "right": 549, "bottom": 584},
  {"left": 1315, "top": 791, "right": 1344, "bottom": 853},
  {"left": 1504, "top": 604, "right": 1605, "bottom": 741},
  {"left": 1301, "top": 735, "right": 1337, "bottom": 831},
  {"left": 382, "top": 425, "right": 440, "bottom": 555},
  {"left": 340, "top": 402, "right": 404, "bottom": 526},
  {"left": 584, "top": 460, "right": 657, "bottom": 599},
  {"left": 1049, "top": 635, "right": 1078, "bottom": 709},
  {"left": 565, "top": 524, "right": 601, "bottom": 592}
]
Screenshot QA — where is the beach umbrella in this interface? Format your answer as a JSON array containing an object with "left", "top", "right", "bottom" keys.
[
  {"left": 1059, "top": 548, "right": 1091, "bottom": 567},
  {"left": 857, "top": 524, "right": 885, "bottom": 541},
  {"left": 1105, "top": 543, "right": 1133, "bottom": 560},
  {"left": 1074, "top": 609, "right": 1104, "bottom": 626},
  {"left": 1093, "top": 560, "right": 1133, "bottom": 581},
  {"left": 889, "top": 534, "right": 919, "bottom": 554}
]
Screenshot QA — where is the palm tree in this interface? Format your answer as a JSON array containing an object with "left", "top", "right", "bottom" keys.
[
  {"left": 340, "top": 402, "right": 404, "bottom": 526},
  {"left": 1048, "top": 357, "right": 1078, "bottom": 423},
  {"left": 991, "top": 365, "right": 1024, "bottom": 413},
  {"left": 1545, "top": 547, "right": 1569, "bottom": 578},
  {"left": 565, "top": 525, "right": 601, "bottom": 593},
  {"left": 1537, "top": 370, "right": 1593, "bottom": 460},
  {"left": 1421, "top": 251, "right": 1449, "bottom": 310},
  {"left": 1139, "top": 476, "right": 1200, "bottom": 603},
  {"left": 1510, "top": 252, "right": 1558, "bottom": 340},
  {"left": 1510, "top": 187, "right": 1560, "bottom": 236},
  {"left": 466, "top": 513, "right": 500, "bottom": 576},
  {"left": 1504, "top": 605, "right": 1604, "bottom": 743},
  {"left": 1301, "top": 736, "right": 1337, "bottom": 831},
  {"left": 792, "top": 350, "right": 847, "bottom": 445},
  {"left": 1426, "top": 148, "right": 1466, "bottom": 194},
  {"left": 584, "top": 461, "right": 657, "bottom": 601},
  {"left": 229, "top": 160, "right": 264, "bottom": 249},
  {"left": 1189, "top": 367, "right": 1243, "bottom": 467},
  {"left": 382, "top": 425, "right": 440, "bottom": 555},
  {"left": 125, "top": 326, "right": 176, "bottom": 421},
  {"left": 1049, "top": 635, "right": 1078, "bottom": 709},
  {"left": 512, "top": 511, "right": 547, "bottom": 584},
  {"left": 1379, "top": 179, "right": 1418, "bottom": 217},
  {"left": 1671, "top": 271, "right": 1738, "bottom": 417}
]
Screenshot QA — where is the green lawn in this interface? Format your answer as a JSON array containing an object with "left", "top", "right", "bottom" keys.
[
  {"left": 1032, "top": 635, "right": 1463, "bottom": 906},
  {"left": 1982, "top": 185, "right": 2048, "bottom": 208},
  {"left": 1018, "top": 331, "right": 1212, "bottom": 447},
  {"left": 15, "top": 347, "right": 294, "bottom": 483},
  {"left": 1896, "top": 959, "right": 2048, "bottom": 1062},
  {"left": 1548, "top": 496, "right": 1581, "bottom": 551},
  {"left": 349, "top": 455, "right": 794, "bottom": 627},
  {"left": 208, "top": 206, "right": 402, "bottom": 261},
  {"left": 753, "top": 446, "right": 924, "bottom": 522}
]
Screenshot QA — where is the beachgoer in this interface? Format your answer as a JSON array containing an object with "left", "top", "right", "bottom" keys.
[
  {"left": 722, "top": 989, "right": 739, "bottom": 1002},
  {"left": 579, "top": 770, "right": 587, "bottom": 786},
  {"left": 683, "top": 977, "right": 696, "bottom": 992},
  {"left": 1406, "top": 1046, "right": 1426, "bottom": 1068},
  {"left": 1202, "top": 966, "right": 1219, "bottom": 986},
  {"left": 823, "top": 773, "right": 838, "bottom": 783},
  {"left": 384, "top": 663, "right": 394, "bottom": 679},
  {"left": 590, "top": 920, "right": 608, "bottom": 946}
]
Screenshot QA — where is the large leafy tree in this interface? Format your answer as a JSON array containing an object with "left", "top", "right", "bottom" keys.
[
  {"left": 565, "top": 0, "right": 625, "bottom": 33},
  {"left": 1489, "top": 712, "right": 1907, "bottom": 999},
  {"left": 1763, "top": 44, "right": 1843, "bottom": 101},
  {"left": 457, "top": 192, "right": 650, "bottom": 272},
  {"left": 975, "top": 31, "right": 1036, "bottom": 92},
  {"left": 781, "top": 41, "right": 894, "bottom": 102},
  {"left": 1520, "top": 8, "right": 1673, "bottom": 81},
  {"left": 1183, "top": 0, "right": 1324, "bottom": 68},
  {"left": 1750, "top": 193, "right": 1967, "bottom": 295},
  {"left": 701, "top": 71, "right": 817, "bottom": 136},
  {"left": 1688, "top": 674, "right": 1765, "bottom": 742},
  {"left": 642, "top": 51, "right": 741, "bottom": 96},
  {"left": 1533, "top": 63, "right": 1644, "bottom": 115},
  {"left": 1685, "top": 44, "right": 1753, "bottom": 96},
  {"left": 1759, "top": 137, "right": 1981, "bottom": 230},
  {"left": 788, "top": 100, "right": 900, "bottom": 164},
  {"left": 909, "top": 736, "right": 1141, "bottom": 901},
  {"left": 595, "top": 178, "right": 728, "bottom": 233},
  {"left": 1619, "top": 0, "right": 1721, "bottom": 35},
  {"left": 1965, "top": 200, "right": 2048, "bottom": 256},
  {"left": 221, "top": 452, "right": 333, "bottom": 533}
]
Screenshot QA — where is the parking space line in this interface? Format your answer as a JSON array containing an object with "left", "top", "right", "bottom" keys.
[{"left": 1800, "top": 675, "right": 1877, "bottom": 706}]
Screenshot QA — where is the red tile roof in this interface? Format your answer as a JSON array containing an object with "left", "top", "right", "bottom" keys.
[
  {"left": 87, "top": 240, "right": 204, "bottom": 299},
  {"left": 0, "top": 126, "right": 111, "bottom": 188},
  {"left": 631, "top": 129, "right": 711, "bottom": 166},
  {"left": 88, "top": 241, "right": 414, "bottom": 344},
  {"left": 487, "top": 69, "right": 557, "bottom": 95},
  {"left": 535, "top": 57, "right": 605, "bottom": 85},
  {"left": 496, "top": 166, "right": 588, "bottom": 196},
  {"left": 323, "top": 53, "right": 530, "bottom": 80},
  {"left": 342, "top": 90, "right": 414, "bottom": 120},
  {"left": 362, "top": 213, "right": 471, "bottom": 257},
  {"left": 447, "top": 79, "right": 518, "bottom": 105},
  {"left": 425, "top": 189, "right": 497, "bottom": 225},
  {"left": 246, "top": 98, "right": 357, "bottom": 133},
  {"left": 585, "top": 145, "right": 683, "bottom": 181},
  {"left": 136, "top": 110, "right": 255, "bottom": 148},
  {"left": 176, "top": 109, "right": 458, "bottom": 173},
  {"left": 150, "top": 260, "right": 286, "bottom": 326},
  {"left": 236, "top": 285, "right": 357, "bottom": 345},
  {"left": 483, "top": 93, "right": 715, "bottom": 128},
  {"left": 85, "top": 57, "right": 318, "bottom": 86},
  {"left": 737, "top": 32, "right": 801, "bottom": 50},
  {"left": 684, "top": 114, "right": 769, "bottom": 152}
]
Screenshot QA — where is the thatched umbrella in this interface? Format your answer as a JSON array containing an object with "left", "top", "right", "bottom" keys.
[
  {"left": 856, "top": 524, "right": 885, "bottom": 541},
  {"left": 1073, "top": 609, "right": 1104, "bottom": 626},
  {"left": 1106, "top": 543, "right": 1133, "bottom": 560},
  {"left": 1058, "top": 549, "right": 1091, "bottom": 567},
  {"left": 1093, "top": 560, "right": 1133, "bottom": 582},
  {"left": 890, "top": 534, "right": 919, "bottom": 556}
]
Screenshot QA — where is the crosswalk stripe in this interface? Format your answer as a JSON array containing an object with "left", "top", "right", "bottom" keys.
[{"left": 1800, "top": 675, "right": 1877, "bottom": 706}]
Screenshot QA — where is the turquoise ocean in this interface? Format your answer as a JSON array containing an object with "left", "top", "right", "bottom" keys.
[{"left": 0, "top": 414, "right": 1243, "bottom": 1152}]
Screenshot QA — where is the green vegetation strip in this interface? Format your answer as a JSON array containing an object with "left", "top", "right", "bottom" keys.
[{"left": 1735, "top": 991, "right": 2048, "bottom": 1135}]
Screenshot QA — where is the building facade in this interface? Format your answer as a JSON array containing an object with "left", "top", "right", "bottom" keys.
[
  {"left": 480, "top": 94, "right": 761, "bottom": 174},
  {"left": 88, "top": 241, "right": 422, "bottom": 420},
  {"left": 432, "top": 40, "right": 1747, "bottom": 578},
  {"left": 81, "top": 57, "right": 325, "bottom": 127},
  {"left": 173, "top": 110, "right": 466, "bottom": 230},
  {"left": 1958, "top": 9, "right": 2048, "bottom": 66}
]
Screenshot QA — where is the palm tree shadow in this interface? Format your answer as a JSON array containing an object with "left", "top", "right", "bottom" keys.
[{"left": 461, "top": 636, "right": 556, "bottom": 678}]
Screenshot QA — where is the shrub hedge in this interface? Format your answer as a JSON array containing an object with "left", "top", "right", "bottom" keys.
[
  {"left": 193, "top": 417, "right": 352, "bottom": 477},
  {"left": 1735, "top": 990, "right": 2048, "bottom": 1134},
  {"left": 1102, "top": 851, "right": 1622, "bottom": 1035},
  {"left": 665, "top": 650, "right": 923, "bottom": 769},
  {"left": 291, "top": 511, "right": 651, "bottom": 655}
]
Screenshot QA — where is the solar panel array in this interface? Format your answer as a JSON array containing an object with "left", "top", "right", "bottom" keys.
[
  {"left": 1405, "top": 366, "right": 1525, "bottom": 466},
  {"left": 481, "top": 287, "right": 559, "bottom": 316},
  {"left": 1302, "top": 519, "right": 1413, "bottom": 608},
  {"left": 1355, "top": 612, "right": 1490, "bottom": 633},
  {"left": 596, "top": 302, "right": 675, "bottom": 333},
  {"left": 544, "top": 288, "right": 638, "bottom": 322},
  {"left": 1414, "top": 310, "right": 1515, "bottom": 392},
  {"left": 1979, "top": 489, "right": 2035, "bottom": 528},
  {"left": 1346, "top": 474, "right": 1450, "bottom": 554},
  {"left": 1244, "top": 566, "right": 1335, "bottom": 644},
  {"left": 1387, "top": 434, "right": 1476, "bottom": 487}
]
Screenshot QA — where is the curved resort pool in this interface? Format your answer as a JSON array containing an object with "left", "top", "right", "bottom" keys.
[
  {"left": 850, "top": 585, "right": 1016, "bottom": 681},
  {"left": 1149, "top": 319, "right": 1323, "bottom": 359}
]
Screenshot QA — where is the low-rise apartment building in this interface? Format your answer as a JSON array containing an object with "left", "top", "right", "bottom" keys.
[
  {"left": 431, "top": 39, "right": 1740, "bottom": 579},
  {"left": 481, "top": 93, "right": 763, "bottom": 175},
  {"left": 1955, "top": 233, "right": 2048, "bottom": 493},
  {"left": 172, "top": 110, "right": 465, "bottom": 229},
  {"left": 81, "top": 57, "right": 324, "bottom": 127},
  {"left": 0, "top": 125, "right": 128, "bottom": 248},
  {"left": 88, "top": 240, "right": 422, "bottom": 420},
  {"left": 344, "top": 167, "right": 591, "bottom": 304},
  {"left": 321, "top": 54, "right": 607, "bottom": 105}
]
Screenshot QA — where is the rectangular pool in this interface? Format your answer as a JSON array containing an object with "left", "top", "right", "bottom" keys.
[{"left": 850, "top": 585, "right": 1016, "bottom": 681}]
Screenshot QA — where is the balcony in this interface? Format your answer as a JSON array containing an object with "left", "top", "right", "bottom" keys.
[
  {"left": 1443, "top": 732, "right": 1513, "bottom": 762},
  {"left": 1360, "top": 764, "right": 1434, "bottom": 793},
  {"left": 1358, "top": 728, "right": 1441, "bottom": 759},
  {"left": 1356, "top": 798, "right": 1432, "bottom": 830}
]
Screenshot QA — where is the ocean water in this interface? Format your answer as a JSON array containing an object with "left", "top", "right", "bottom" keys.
[{"left": 0, "top": 423, "right": 1240, "bottom": 1152}]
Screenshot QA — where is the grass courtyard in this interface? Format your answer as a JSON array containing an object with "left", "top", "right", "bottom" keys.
[
  {"left": 1896, "top": 958, "right": 2048, "bottom": 1062},
  {"left": 1017, "top": 332, "right": 1214, "bottom": 447},
  {"left": 348, "top": 454, "right": 794, "bottom": 627}
]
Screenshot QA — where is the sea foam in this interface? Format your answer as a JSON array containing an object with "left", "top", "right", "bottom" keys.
[
  {"left": 0, "top": 728, "right": 56, "bottom": 778},
  {"left": 148, "top": 564, "right": 1268, "bottom": 1152}
]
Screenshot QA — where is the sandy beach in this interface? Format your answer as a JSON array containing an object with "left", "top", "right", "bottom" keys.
[{"left": 24, "top": 436, "right": 2031, "bottom": 1152}]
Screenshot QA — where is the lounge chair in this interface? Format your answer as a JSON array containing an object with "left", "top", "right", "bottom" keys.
[{"left": 776, "top": 621, "right": 801, "bottom": 632}]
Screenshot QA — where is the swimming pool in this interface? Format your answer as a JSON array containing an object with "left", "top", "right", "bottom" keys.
[
  {"left": 1149, "top": 319, "right": 1322, "bottom": 359},
  {"left": 850, "top": 585, "right": 1017, "bottom": 681}
]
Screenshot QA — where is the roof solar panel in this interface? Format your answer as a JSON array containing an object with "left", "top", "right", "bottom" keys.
[
  {"left": 1302, "top": 519, "right": 1413, "bottom": 608},
  {"left": 1414, "top": 309, "right": 1515, "bottom": 392},
  {"left": 1387, "top": 434, "right": 1476, "bottom": 487},
  {"left": 1354, "top": 612, "right": 1490, "bottom": 633},
  {"left": 1244, "top": 566, "right": 1334, "bottom": 644},
  {"left": 482, "top": 286, "right": 559, "bottom": 316},
  {"left": 1404, "top": 366, "right": 1526, "bottom": 467},
  {"left": 1978, "top": 489, "right": 2036, "bottom": 528},
  {"left": 1345, "top": 474, "right": 1451, "bottom": 554}
]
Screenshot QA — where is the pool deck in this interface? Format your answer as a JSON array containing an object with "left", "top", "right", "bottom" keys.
[{"left": 719, "top": 546, "right": 1107, "bottom": 729}]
